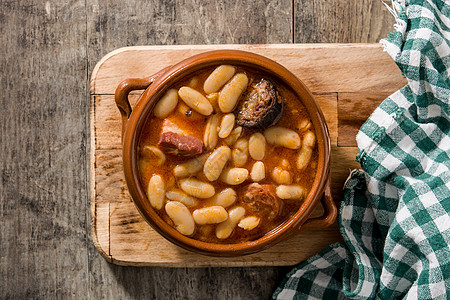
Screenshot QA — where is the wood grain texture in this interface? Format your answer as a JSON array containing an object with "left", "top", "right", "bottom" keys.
[
  {"left": 86, "top": 0, "right": 293, "bottom": 72},
  {"left": 294, "top": 0, "right": 394, "bottom": 43},
  {"left": 338, "top": 92, "right": 395, "bottom": 147},
  {"left": 90, "top": 45, "right": 405, "bottom": 267},
  {"left": 90, "top": 44, "right": 404, "bottom": 96},
  {"left": 0, "top": 1, "right": 89, "bottom": 298},
  {"left": 1, "top": 0, "right": 402, "bottom": 298}
]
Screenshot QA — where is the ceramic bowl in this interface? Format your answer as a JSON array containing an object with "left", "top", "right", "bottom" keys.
[{"left": 115, "top": 50, "right": 336, "bottom": 256}]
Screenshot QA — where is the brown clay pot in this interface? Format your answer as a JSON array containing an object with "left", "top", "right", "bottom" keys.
[{"left": 115, "top": 50, "right": 337, "bottom": 256}]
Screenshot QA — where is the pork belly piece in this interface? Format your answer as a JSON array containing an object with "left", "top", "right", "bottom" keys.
[
  {"left": 160, "top": 119, "right": 186, "bottom": 136},
  {"left": 158, "top": 132, "right": 203, "bottom": 157}
]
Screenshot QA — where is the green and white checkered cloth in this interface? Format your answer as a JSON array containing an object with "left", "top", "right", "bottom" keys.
[{"left": 273, "top": 0, "right": 450, "bottom": 299}]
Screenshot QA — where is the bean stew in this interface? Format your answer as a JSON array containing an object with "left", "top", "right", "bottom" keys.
[{"left": 138, "top": 65, "right": 318, "bottom": 244}]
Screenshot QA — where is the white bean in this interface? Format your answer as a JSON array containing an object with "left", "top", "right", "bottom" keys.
[
  {"left": 147, "top": 174, "right": 165, "bottom": 210},
  {"left": 276, "top": 185, "right": 305, "bottom": 200},
  {"left": 220, "top": 168, "right": 248, "bottom": 185},
  {"left": 178, "top": 86, "right": 213, "bottom": 116},
  {"left": 192, "top": 206, "right": 228, "bottom": 225},
  {"left": 297, "top": 148, "right": 313, "bottom": 171},
  {"left": 232, "top": 138, "right": 248, "bottom": 167},
  {"left": 206, "top": 188, "right": 237, "bottom": 208},
  {"left": 271, "top": 167, "right": 292, "bottom": 185},
  {"left": 280, "top": 159, "right": 290, "bottom": 169},
  {"left": 173, "top": 154, "right": 209, "bottom": 177},
  {"left": 264, "top": 127, "right": 301, "bottom": 149},
  {"left": 297, "top": 131, "right": 316, "bottom": 170},
  {"left": 298, "top": 119, "right": 312, "bottom": 132},
  {"left": 250, "top": 161, "right": 265, "bottom": 182},
  {"left": 224, "top": 126, "right": 243, "bottom": 146},
  {"left": 153, "top": 89, "right": 178, "bottom": 118},
  {"left": 238, "top": 216, "right": 260, "bottom": 230},
  {"left": 165, "top": 201, "right": 195, "bottom": 235},
  {"left": 218, "top": 73, "right": 249, "bottom": 113},
  {"left": 166, "top": 189, "right": 198, "bottom": 207},
  {"left": 204, "top": 114, "right": 219, "bottom": 150},
  {"left": 179, "top": 178, "right": 215, "bottom": 198},
  {"left": 203, "top": 65, "right": 236, "bottom": 94},
  {"left": 248, "top": 132, "right": 266, "bottom": 160},
  {"left": 303, "top": 130, "right": 316, "bottom": 147},
  {"left": 218, "top": 113, "right": 235, "bottom": 138},
  {"left": 216, "top": 206, "right": 246, "bottom": 239},
  {"left": 141, "top": 145, "right": 166, "bottom": 166},
  {"left": 203, "top": 146, "right": 231, "bottom": 181}
]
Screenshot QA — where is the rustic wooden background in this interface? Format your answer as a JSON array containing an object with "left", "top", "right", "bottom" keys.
[{"left": 1, "top": 0, "right": 394, "bottom": 299}]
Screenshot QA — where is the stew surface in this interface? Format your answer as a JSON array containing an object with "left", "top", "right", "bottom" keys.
[{"left": 138, "top": 65, "right": 318, "bottom": 243}]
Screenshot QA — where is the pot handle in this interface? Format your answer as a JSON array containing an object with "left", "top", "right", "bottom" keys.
[
  {"left": 301, "top": 176, "right": 337, "bottom": 230},
  {"left": 114, "top": 66, "right": 171, "bottom": 135},
  {"left": 115, "top": 76, "right": 154, "bottom": 120}
]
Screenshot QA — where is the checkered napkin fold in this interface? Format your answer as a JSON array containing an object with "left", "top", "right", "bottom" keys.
[{"left": 273, "top": 0, "right": 450, "bottom": 299}]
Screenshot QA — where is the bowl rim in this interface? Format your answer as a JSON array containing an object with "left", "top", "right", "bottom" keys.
[{"left": 121, "top": 49, "right": 331, "bottom": 256}]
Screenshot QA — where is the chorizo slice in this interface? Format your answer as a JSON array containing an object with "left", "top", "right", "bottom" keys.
[
  {"left": 241, "top": 183, "right": 282, "bottom": 220},
  {"left": 235, "top": 78, "right": 283, "bottom": 129}
]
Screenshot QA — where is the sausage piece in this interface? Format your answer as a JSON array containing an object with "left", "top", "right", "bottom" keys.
[
  {"left": 241, "top": 183, "right": 281, "bottom": 220},
  {"left": 235, "top": 78, "right": 283, "bottom": 129},
  {"left": 158, "top": 132, "right": 203, "bottom": 157}
]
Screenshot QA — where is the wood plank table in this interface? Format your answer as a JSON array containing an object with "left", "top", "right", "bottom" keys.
[
  {"left": 1, "top": 1, "right": 400, "bottom": 298},
  {"left": 90, "top": 44, "right": 406, "bottom": 267}
]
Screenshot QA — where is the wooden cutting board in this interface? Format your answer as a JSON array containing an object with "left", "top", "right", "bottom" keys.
[{"left": 90, "top": 44, "right": 406, "bottom": 267}]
